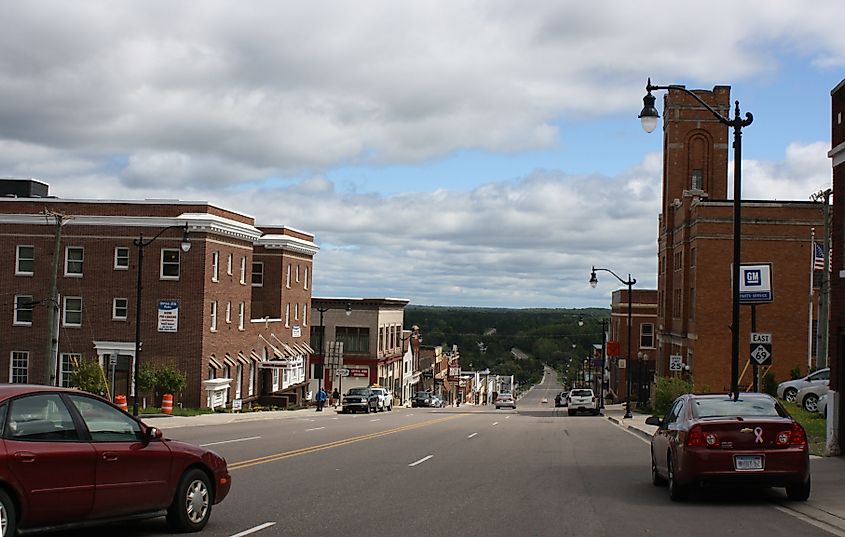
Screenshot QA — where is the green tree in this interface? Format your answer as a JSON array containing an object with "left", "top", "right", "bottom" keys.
[
  {"left": 652, "top": 377, "right": 694, "bottom": 416},
  {"left": 155, "top": 364, "right": 187, "bottom": 395},
  {"left": 71, "top": 359, "right": 108, "bottom": 396}
]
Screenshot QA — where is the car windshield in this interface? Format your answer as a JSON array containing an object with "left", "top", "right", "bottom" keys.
[
  {"left": 571, "top": 390, "right": 592, "bottom": 397},
  {"left": 348, "top": 388, "right": 369, "bottom": 395},
  {"left": 692, "top": 397, "right": 788, "bottom": 419}
]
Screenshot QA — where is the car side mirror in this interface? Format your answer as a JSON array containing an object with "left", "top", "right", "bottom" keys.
[
  {"left": 146, "top": 426, "right": 163, "bottom": 441},
  {"left": 645, "top": 416, "right": 662, "bottom": 427}
]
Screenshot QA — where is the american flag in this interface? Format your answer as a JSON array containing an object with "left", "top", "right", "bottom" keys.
[{"left": 814, "top": 242, "right": 827, "bottom": 271}]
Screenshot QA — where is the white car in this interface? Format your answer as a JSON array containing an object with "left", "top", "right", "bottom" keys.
[
  {"left": 369, "top": 387, "right": 393, "bottom": 412},
  {"left": 796, "top": 380, "right": 828, "bottom": 413},
  {"left": 495, "top": 393, "right": 516, "bottom": 409},
  {"left": 777, "top": 368, "right": 829, "bottom": 402},
  {"left": 818, "top": 393, "right": 828, "bottom": 417},
  {"left": 567, "top": 388, "right": 599, "bottom": 416}
]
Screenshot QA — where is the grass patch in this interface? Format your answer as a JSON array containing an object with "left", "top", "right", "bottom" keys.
[
  {"left": 783, "top": 401, "right": 826, "bottom": 456},
  {"left": 139, "top": 406, "right": 215, "bottom": 417}
]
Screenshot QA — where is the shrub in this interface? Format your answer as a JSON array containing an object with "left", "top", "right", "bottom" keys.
[
  {"left": 762, "top": 370, "right": 778, "bottom": 397},
  {"left": 652, "top": 377, "right": 694, "bottom": 417},
  {"left": 71, "top": 359, "right": 109, "bottom": 396},
  {"left": 790, "top": 366, "right": 802, "bottom": 380},
  {"left": 155, "top": 364, "right": 187, "bottom": 395}
]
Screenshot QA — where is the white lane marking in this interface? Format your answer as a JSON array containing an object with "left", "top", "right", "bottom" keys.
[
  {"left": 406, "top": 414, "right": 414, "bottom": 416},
  {"left": 370, "top": 418, "right": 381, "bottom": 422},
  {"left": 229, "top": 522, "right": 277, "bottom": 537},
  {"left": 409, "top": 455, "right": 433, "bottom": 467},
  {"left": 468, "top": 433, "right": 478, "bottom": 439},
  {"left": 332, "top": 417, "right": 339, "bottom": 420},
  {"left": 506, "top": 416, "right": 511, "bottom": 419},
  {"left": 305, "top": 427, "right": 325, "bottom": 432},
  {"left": 200, "top": 436, "right": 261, "bottom": 447}
]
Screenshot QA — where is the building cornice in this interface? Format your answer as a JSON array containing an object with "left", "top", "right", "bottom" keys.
[
  {"left": 829, "top": 141, "right": 845, "bottom": 168},
  {"left": 255, "top": 234, "right": 320, "bottom": 256}
]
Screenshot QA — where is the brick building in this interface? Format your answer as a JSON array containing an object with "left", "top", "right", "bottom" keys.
[
  {"left": 828, "top": 77, "right": 845, "bottom": 454},
  {"left": 606, "top": 289, "right": 658, "bottom": 404},
  {"left": 655, "top": 87, "right": 825, "bottom": 392},
  {"left": 0, "top": 180, "right": 318, "bottom": 409}
]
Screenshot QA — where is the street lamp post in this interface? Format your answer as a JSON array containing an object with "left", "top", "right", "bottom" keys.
[
  {"left": 639, "top": 78, "right": 753, "bottom": 399},
  {"left": 133, "top": 223, "right": 191, "bottom": 417},
  {"left": 316, "top": 306, "right": 329, "bottom": 397},
  {"left": 590, "top": 266, "right": 636, "bottom": 419}
]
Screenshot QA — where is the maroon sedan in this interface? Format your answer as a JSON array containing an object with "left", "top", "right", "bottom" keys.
[
  {"left": 0, "top": 385, "right": 231, "bottom": 535},
  {"left": 647, "top": 393, "right": 810, "bottom": 502}
]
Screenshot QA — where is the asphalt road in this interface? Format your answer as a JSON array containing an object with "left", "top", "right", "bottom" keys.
[{"left": 58, "top": 368, "right": 831, "bottom": 537}]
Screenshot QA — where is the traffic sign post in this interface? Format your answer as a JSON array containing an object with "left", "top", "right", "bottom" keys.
[
  {"left": 669, "top": 354, "right": 683, "bottom": 372},
  {"left": 749, "top": 332, "right": 772, "bottom": 366}
]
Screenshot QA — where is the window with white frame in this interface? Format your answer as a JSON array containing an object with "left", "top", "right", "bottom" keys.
[
  {"left": 296, "top": 264, "right": 300, "bottom": 282},
  {"left": 14, "top": 295, "right": 34, "bottom": 325},
  {"left": 252, "top": 262, "right": 264, "bottom": 287},
  {"left": 240, "top": 256, "right": 246, "bottom": 284},
  {"left": 114, "top": 247, "right": 129, "bottom": 270},
  {"left": 65, "top": 246, "right": 84, "bottom": 276},
  {"left": 59, "top": 353, "right": 81, "bottom": 387},
  {"left": 235, "top": 364, "right": 243, "bottom": 399},
  {"left": 113, "top": 298, "right": 128, "bottom": 320},
  {"left": 227, "top": 253, "right": 233, "bottom": 275},
  {"left": 294, "top": 302, "right": 299, "bottom": 320},
  {"left": 248, "top": 363, "right": 255, "bottom": 396},
  {"left": 285, "top": 303, "right": 290, "bottom": 327},
  {"left": 10, "top": 351, "right": 28, "bottom": 383},
  {"left": 640, "top": 323, "right": 655, "bottom": 348},
  {"left": 63, "top": 297, "right": 83, "bottom": 327},
  {"left": 210, "top": 301, "right": 218, "bottom": 331},
  {"left": 212, "top": 251, "right": 219, "bottom": 281},
  {"left": 302, "top": 304, "right": 307, "bottom": 326},
  {"left": 160, "top": 249, "right": 180, "bottom": 279},
  {"left": 238, "top": 302, "right": 245, "bottom": 330},
  {"left": 304, "top": 267, "right": 309, "bottom": 289},
  {"left": 225, "top": 301, "right": 232, "bottom": 323},
  {"left": 16, "top": 245, "right": 34, "bottom": 275},
  {"left": 286, "top": 264, "right": 291, "bottom": 288},
  {"left": 272, "top": 368, "right": 279, "bottom": 391}
]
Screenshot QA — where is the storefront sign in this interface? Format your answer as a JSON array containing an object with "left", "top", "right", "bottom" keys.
[
  {"left": 292, "top": 325, "right": 302, "bottom": 337},
  {"left": 349, "top": 367, "right": 369, "bottom": 378}
]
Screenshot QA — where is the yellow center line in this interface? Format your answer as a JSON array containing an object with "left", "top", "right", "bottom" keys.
[{"left": 228, "top": 414, "right": 464, "bottom": 471}]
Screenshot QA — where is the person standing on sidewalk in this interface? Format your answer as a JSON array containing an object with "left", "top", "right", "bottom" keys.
[
  {"left": 332, "top": 388, "right": 341, "bottom": 408},
  {"left": 316, "top": 387, "right": 327, "bottom": 412}
]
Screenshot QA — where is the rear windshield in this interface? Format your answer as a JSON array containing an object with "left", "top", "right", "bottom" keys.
[
  {"left": 692, "top": 398, "right": 788, "bottom": 419},
  {"left": 571, "top": 390, "right": 593, "bottom": 397}
]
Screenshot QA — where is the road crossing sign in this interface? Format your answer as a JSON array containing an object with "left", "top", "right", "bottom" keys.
[{"left": 749, "top": 333, "right": 773, "bottom": 365}]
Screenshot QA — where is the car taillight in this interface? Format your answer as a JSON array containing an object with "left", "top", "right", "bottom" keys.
[
  {"left": 777, "top": 423, "right": 807, "bottom": 446},
  {"left": 686, "top": 425, "right": 704, "bottom": 447}
]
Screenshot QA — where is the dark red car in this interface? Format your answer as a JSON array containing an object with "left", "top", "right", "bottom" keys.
[
  {"left": 0, "top": 385, "right": 231, "bottom": 535},
  {"left": 647, "top": 393, "right": 810, "bottom": 502}
]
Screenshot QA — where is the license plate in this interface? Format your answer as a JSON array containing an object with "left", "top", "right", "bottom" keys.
[{"left": 734, "top": 455, "right": 764, "bottom": 471}]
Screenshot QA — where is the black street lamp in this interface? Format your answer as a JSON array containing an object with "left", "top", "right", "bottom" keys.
[
  {"left": 133, "top": 224, "right": 191, "bottom": 416},
  {"left": 590, "top": 266, "right": 636, "bottom": 419},
  {"left": 639, "top": 78, "right": 753, "bottom": 399},
  {"left": 316, "top": 305, "right": 329, "bottom": 396}
]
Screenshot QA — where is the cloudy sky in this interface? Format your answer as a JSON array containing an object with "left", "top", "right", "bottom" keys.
[{"left": 1, "top": 1, "right": 842, "bottom": 308}]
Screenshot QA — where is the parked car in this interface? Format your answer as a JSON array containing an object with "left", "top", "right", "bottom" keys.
[
  {"left": 555, "top": 391, "right": 570, "bottom": 407},
  {"left": 567, "top": 389, "right": 599, "bottom": 416},
  {"left": 342, "top": 387, "right": 379, "bottom": 413},
  {"left": 646, "top": 393, "right": 810, "bottom": 502},
  {"left": 370, "top": 387, "right": 393, "bottom": 411},
  {"left": 817, "top": 393, "right": 828, "bottom": 418},
  {"left": 495, "top": 393, "right": 516, "bottom": 409},
  {"left": 777, "top": 368, "right": 829, "bottom": 402},
  {"left": 0, "top": 385, "right": 231, "bottom": 535},
  {"left": 430, "top": 394, "right": 445, "bottom": 408},
  {"left": 796, "top": 380, "right": 829, "bottom": 413},
  {"left": 411, "top": 392, "right": 435, "bottom": 408}
]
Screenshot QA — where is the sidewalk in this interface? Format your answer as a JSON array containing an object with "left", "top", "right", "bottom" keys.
[
  {"left": 603, "top": 403, "right": 845, "bottom": 535},
  {"left": 142, "top": 406, "right": 321, "bottom": 429}
]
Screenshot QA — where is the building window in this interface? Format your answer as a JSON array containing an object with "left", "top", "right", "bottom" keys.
[
  {"left": 238, "top": 302, "right": 245, "bottom": 330},
  {"left": 227, "top": 253, "right": 233, "bottom": 275},
  {"left": 311, "top": 325, "right": 324, "bottom": 356},
  {"left": 252, "top": 262, "right": 264, "bottom": 287},
  {"left": 113, "top": 298, "right": 128, "bottom": 320},
  {"left": 688, "top": 287, "right": 695, "bottom": 320},
  {"left": 235, "top": 364, "right": 243, "bottom": 399},
  {"left": 160, "top": 249, "right": 180, "bottom": 279},
  {"left": 296, "top": 265, "right": 300, "bottom": 282},
  {"left": 65, "top": 246, "right": 84, "bottom": 276},
  {"left": 210, "top": 301, "right": 218, "bottom": 331},
  {"left": 391, "top": 326, "right": 396, "bottom": 350},
  {"left": 294, "top": 302, "right": 299, "bottom": 320},
  {"left": 225, "top": 301, "right": 232, "bottom": 324},
  {"left": 212, "top": 251, "right": 219, "bottom": 282},
  {"left": 240, "top": 256, "right": 246, "bottom": 285},
  {"left": 302, "top": 304, "right": 307, "bottom": 326},
  {"left": 63, "top": 297, "right": 83, "bottom": 327},
  {"left": 673, "top": 289, "right": 682, "bottom": 319},
  {"left": 14, "top": 295, "right": 34, "bottom": 325},
  {"left": 689, "top": 247, "right": 696, "bottom": 268},
  {"left": 16, "top": 245, "right": 34, "bottom": 275},
  {"left": 335, "top": 326, "right": 370, "bottom": 353},
  {"left": 304, "top": 267, "right": 309, "bottom": 289},
  {"left": 10, "top": 351, "right": 28, "bottom": 383},
  {"left": 114, "top": 247, "right": 129, "bottom": 270},
  {"left": 286, "top": 264, "right": 291, "bottom": 288},
  {"left": 285, "top": 303, "right": 290, "bottom": 327},
  {"left": 272, "top": 368, "right": 279, "bottom": 391},
  {"left": 379, "top": 327, "right": 384, "bottom": 352},
  {"left": 691, "top": 169, "right": 703, "bottom": 190},
  {"left": 248, "top": 363, "right": 255, "bottom": 397},
  {"left": 59, "top": 353, "right": 81, "bottom": 387},
  {"left": 640, "top": 324, "right": 655, "bottom": 348}
]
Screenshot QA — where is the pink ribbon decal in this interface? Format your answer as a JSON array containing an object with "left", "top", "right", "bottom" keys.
[{"left": 754, "top": 427, "right": 764, "bottom": 444}]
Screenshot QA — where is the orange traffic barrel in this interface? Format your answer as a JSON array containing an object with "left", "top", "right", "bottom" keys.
[
  {"left": 161, "top": 393, "right": 174, "bottom": 415},
  {"left": 115, "top": 394, "right": 128, "bottom": 412}
]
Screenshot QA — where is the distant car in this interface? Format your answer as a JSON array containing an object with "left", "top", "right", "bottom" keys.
[
  {"left": 568, "top": 389, "right": 599, "bottom": 416},
  {"left": 411, "top": 392, "right": 435, "bottom": 408},
  {"left": 0, "top": 385, "right": 231, "bottom": 535},
  {"left": 495, "top": 393, "right": 516, "bottom": 409},
  {"left": 342, "top": 387, "right": 379, "bottom": 413},
  {"left": 647, "top": 393, "right": 810, "bottom": 502},
  {"left": 796, "top": 381, "right": 829, "bottom": 413},
  {"left": 431, "top": 395, "right": 445, "bottom": 408},
  {"left": 370, "top": 387, "right": 393, "bottom": 411},
  {"left": 541, "top": 397, "right": 549, "bottom": 404},
  {"left": 555, "top": 391, "right": 569, "bottom": 407},
  {"left": 777, "top": 368, "right": 829, "bottom": 403}
]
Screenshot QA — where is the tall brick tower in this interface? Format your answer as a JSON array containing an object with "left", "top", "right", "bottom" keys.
[
  {"left": 828, "top": 78, "right": 845, "bottom": 455},
  {"left": 657, "top": 86, "right": 731, "bottom": 375}
]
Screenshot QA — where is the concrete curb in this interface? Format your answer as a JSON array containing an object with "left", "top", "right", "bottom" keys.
[{"left": 606, "top": 415, "right": 653, "bottom": 442}]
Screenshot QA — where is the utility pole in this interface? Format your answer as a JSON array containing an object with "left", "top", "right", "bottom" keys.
[
  {"left": 43, "top": 210, "right": 70, "bottom": 386},
  {"left": 811, "top": 189, "right": 833, "bottom": 369}
]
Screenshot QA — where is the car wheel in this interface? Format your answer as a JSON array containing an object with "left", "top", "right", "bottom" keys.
[
  {"left": 667, "top": 454, "right": 688, "bottom": 502},
  {"left": 0, "top": 488, "right": 18, "bottom": 537},
  {"left": 803, "top": 394, "right": 819, "bottom": 413},
  {"left": 166, "top": 468, "right": 212, "bottom": 532},
  {"left": 651, "top": 452, "right": 667, "bottom": 486},
  {"left": 364, "top": 405, "right": 370, "bottom": 414},
  {"left": 784, "top": 388, "right": 798, "bottom": 403},
  {"left": 786, "top": 476, "right": 811, "bottom": 501},
  {"left": 567, "top": 409, "right": 574, "bottom": 416}
]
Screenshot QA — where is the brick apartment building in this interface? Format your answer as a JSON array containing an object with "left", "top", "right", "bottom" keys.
[
  {"left": 0, "top": 179, "right": 318, "bottom": 409},
  {"left": 309, "top": 297, "right": 409, "bottom": 399},
  {"left": 828, "top": 77, "right": 845, "bottom": 453},
  {"left": 606, "top": 289, "right": 658, "bottom": 404},
  {"left": 655, "top": 87, "right": 825, "bottom": 392}
]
